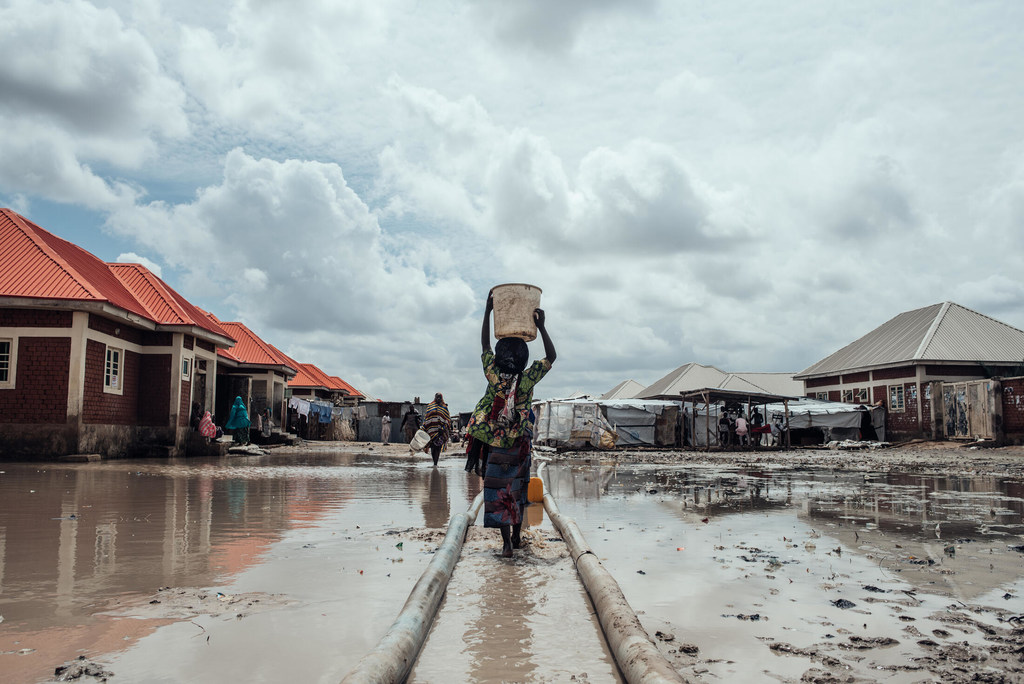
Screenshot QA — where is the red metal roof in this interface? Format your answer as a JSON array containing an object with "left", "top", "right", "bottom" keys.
[
  {"left": 0, "top": 209, "right": 231, "bottom": 341},
  {"left": 288, "top": 363, "right": 331, "bottom": 390},
  {"left": 216, "top": 321, "right": 297, "bottom": 373},
  {"left": 108, "top": 264, "right": 232, "bottom": 340},
  {"left": 328, "top": 375, "right": 363, "bottom": 397},
  {"left": 1, "top": 208, "right": 152, "bottom": 319}
]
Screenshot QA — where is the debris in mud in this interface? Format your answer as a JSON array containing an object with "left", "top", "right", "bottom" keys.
[
  {"left": 100, "top": 587, "right": 292, "bottom": 620},
  {"left": 831, "top": 599, "right": 856, "bottom": 609},
  {"left": 862, "top": 585, "right": 886, "bottom": 593},
  {"left": 721, "top": 613, "right": 763, "bottom": 621},
  {"left": 53, "top": 655, "right": 113, "bottom": 681},
  {"left": 839, "top": 636, "right": 899, "bottom": 650},
  {"left": 677, "top": 643, "right": 699, "bottom": 655},
  {"left": 799, "top": 667, "right": 856, "bottom": 683},
  {"left": 655, "top": 630, "right": 675, "bottom": 642}
]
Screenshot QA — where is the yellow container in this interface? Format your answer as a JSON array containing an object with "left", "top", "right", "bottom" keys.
[{"left": 527, "top": 476, "right": 544, "bottom": 503}]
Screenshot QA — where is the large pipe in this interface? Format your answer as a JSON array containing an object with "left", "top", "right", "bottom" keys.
[
  {"left": 341, "top": 493, "right": 483, "bottom": 684},
  {"left": 539, "top": 464, "right": 687, "bottom": 684}
]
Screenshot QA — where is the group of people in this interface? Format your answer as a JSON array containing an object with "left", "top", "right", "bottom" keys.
[
  {"left": 190, "top": 397, "right": 272, "bottom": 446},
  {"left": 717, "top": 407, "right": 785, "bottom": 447}
]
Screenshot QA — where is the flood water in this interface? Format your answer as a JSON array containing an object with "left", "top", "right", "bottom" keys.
[{"left": 1, "top": 452, "right": 1022, "bottom": 683}]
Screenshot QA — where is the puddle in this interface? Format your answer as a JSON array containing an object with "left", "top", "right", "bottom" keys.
[
  {"left": 545, "top": 464, "right": 1024, "bottom": 682},
  {"left": 1, "top": 452, "right": 1022, "bottom": 682}
]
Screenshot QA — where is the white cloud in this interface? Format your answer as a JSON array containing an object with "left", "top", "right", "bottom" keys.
[
  {"left": 116, "top": 252, "right": 163, "bottom": 277},
  {"left": 4, "top": 1, "right": 1024, "bottom": 408}
]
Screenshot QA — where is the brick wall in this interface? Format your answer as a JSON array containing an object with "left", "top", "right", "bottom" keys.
[
  {"left": 1002, "top": 378, "right": 1024, "bottom": 434},
  {"left": 921, "top": 384, "right": 933, "bottom": 438},
  {"left": 0, "top": 309, "right": 72, "bottom": 327},
  {"left": 924, "top": 364, "right": 986, "bottom": 377},
  {"left": 805, "top": 376, "right": 835, "bottom": 389},
  {"left": 179, "top": 378, "right": 191, "bottom": 426},
  {"left": 842, "top": 371, "right": 870, "bottom": 383},
  {"left": 88, "top": 314, "right": 143, "bottom": 345},
  {"left": 872, "top": 366, "right": 915, "bottom": 381},
  {"left": 137, "top": 354, "right": 171, "bottom": 426},
  {"left": 82, "top": 339, "right": 139, "bottom": 425},
  {"left": 0, "top": 337, "right": 70, "bottom": 423},
  {"left": 143, "top": 331, "right": 173, "bottom": 346},
  {"left": 886, "top": 382, "right": 921, "bottom": 436},
  {"left": 827, "top": 390, "right": 840, "bottom": 402}
]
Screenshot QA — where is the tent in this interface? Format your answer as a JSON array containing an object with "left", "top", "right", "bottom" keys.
[{"left": 533, "top": 398, "right": 682, "bottom": 449}]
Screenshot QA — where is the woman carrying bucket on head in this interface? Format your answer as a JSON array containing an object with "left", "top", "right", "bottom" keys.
[{"left": 464, "top": 284, "right": 556, "bottom": 558}]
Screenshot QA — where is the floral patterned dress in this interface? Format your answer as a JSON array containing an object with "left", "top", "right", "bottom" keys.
[{"left": 466, "top": 350, "right": 551, "bottom": 528}]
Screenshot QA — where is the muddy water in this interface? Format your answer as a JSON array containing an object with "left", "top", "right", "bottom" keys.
[
  {"left": 545, "top": 463, "right": 1024, "bottom": 682},
  {"left": 1, "top": 454, "right": 1022, "bottom": 683},
  {"left": 0, "top": 453, "right": 615, "bottom": 683}
]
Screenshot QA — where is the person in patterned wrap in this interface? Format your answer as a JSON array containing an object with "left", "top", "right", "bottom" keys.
[{"left": 464, "top": 292, "right": 556, "bottom": 558}]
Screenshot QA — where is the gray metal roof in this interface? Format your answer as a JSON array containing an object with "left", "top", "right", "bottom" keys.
[
  {"left": 600, "top": 379, "right": 646, "bottom": 400},
  {"left": 639, "top": 363, "right": 799, "bottom": 399},
  {"left": 796, "top": 302, "right": 1024, "bottom": 378}
]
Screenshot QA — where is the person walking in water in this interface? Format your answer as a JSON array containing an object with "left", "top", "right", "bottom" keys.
[
  {"left": 465, "top": 293, "right": 556, "bottom": 558},
  {"left": 423, "top": 393, "right": 453, "bottom": 466}
]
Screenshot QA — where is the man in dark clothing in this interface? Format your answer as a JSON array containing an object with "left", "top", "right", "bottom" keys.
[{"left": 401, "top": 406, "right": 421, "bottom": 443}]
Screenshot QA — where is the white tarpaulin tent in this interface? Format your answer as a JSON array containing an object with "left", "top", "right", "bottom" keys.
[
  {"left": 686, "top": 396, "right": 885, "bottom": 447},
  {"left": 763, "top": 398, "right": 885, "bottom": 442},
  {"left": 533, "top": 398, "right": 682, "bottom": 449}
]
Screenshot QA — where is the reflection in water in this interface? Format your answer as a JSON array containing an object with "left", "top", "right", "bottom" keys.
[
  {"left": 0, "top": 455, "right": 475, "bottom": 683},
  {"left": 465, "top": 559, "right": 538, "bottom": 682},
  {"left": 421, "top": 468, "right": 450, "bottom": 529}
]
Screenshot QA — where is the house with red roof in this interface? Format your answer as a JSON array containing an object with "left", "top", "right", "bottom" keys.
[
  {"left": 0, "top": 209, "right": 236, "bottom": 458},
  {"left": 202, "top": 315, "right": 297, "bottom": 430},
  {"left": 288, "top": 362, "right": 363, "bottom": 405}
]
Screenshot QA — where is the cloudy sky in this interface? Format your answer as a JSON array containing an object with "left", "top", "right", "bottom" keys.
[{"left": 3, "top": 0, "right": 1024, "bottom": 410}]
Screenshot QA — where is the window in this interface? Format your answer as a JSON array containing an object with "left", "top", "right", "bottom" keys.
[
  {"left": 104, "top": 346, "right": 123, "bottom": 394},
  {"left": 843, "top": 388, "right": 868, "bottom": 403},
  {"left": 181, "top": 357, "right": 192, "bottom": 380},
  {"left": 815, "top": 391, "right": 829, "bottom": 400},
  {"left": 0, "top": 338, "right": 14, "bottom": 388},
  {"left": 889, "top": 385, "right": 905, "bottom": 412}
]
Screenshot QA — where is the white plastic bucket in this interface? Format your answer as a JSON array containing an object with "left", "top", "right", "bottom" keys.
[
  {"left": 410, "top": 429, "right": 430, "bottom": 452},
  {"left": 490, "top": 283, "right": 542, "bottom": 341}
]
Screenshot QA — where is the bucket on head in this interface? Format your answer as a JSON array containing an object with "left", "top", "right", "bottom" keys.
[{"left": 490, "top": 283, "right": 542, "bottom": 341}]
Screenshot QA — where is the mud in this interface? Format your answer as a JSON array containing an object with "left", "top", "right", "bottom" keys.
[{"left": 0, "top": 440, "right": 1022, "bottom": 682}]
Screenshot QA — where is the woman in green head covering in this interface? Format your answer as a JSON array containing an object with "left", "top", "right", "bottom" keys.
[{"left": 224, "top": 396, "right": 251, "bottom": 445}]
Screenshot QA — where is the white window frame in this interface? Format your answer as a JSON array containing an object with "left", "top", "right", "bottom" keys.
[
  {"left": 815, "top": 391, "right": 829, "bottom": 400},
  {"left": 0, "top": 337, "right": 16, "bottom": 389},
  {"left": 888, "top": 384, "right": 905, "bottom": 413},
  {"left": 843, "top": 387, "right": 868, "bottom": 403},
  {"left": 181, "top": 356, "right": 193, "bottom": 380},
  {"left": 104, "top": 346, "right": 124, "bottom": 395}
]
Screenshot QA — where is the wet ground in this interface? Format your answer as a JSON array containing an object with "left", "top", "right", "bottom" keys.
[{"left": 0, "top": 442, "right": 1022, "bottom": 683}]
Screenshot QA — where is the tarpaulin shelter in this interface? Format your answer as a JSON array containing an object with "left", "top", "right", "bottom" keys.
[
  {"left": 680, "top": 388, "right": 798, "bottom": 450},
  {"left": 681, "top": 389, "right": 885, "bottom": 449},
  {"left": 533, "top": 398, "right": 682, "bottom": 449}
]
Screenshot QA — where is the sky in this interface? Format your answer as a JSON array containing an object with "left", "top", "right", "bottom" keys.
[{"left": 3, "top": 0, "right": 1024, "bottom": 412}]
